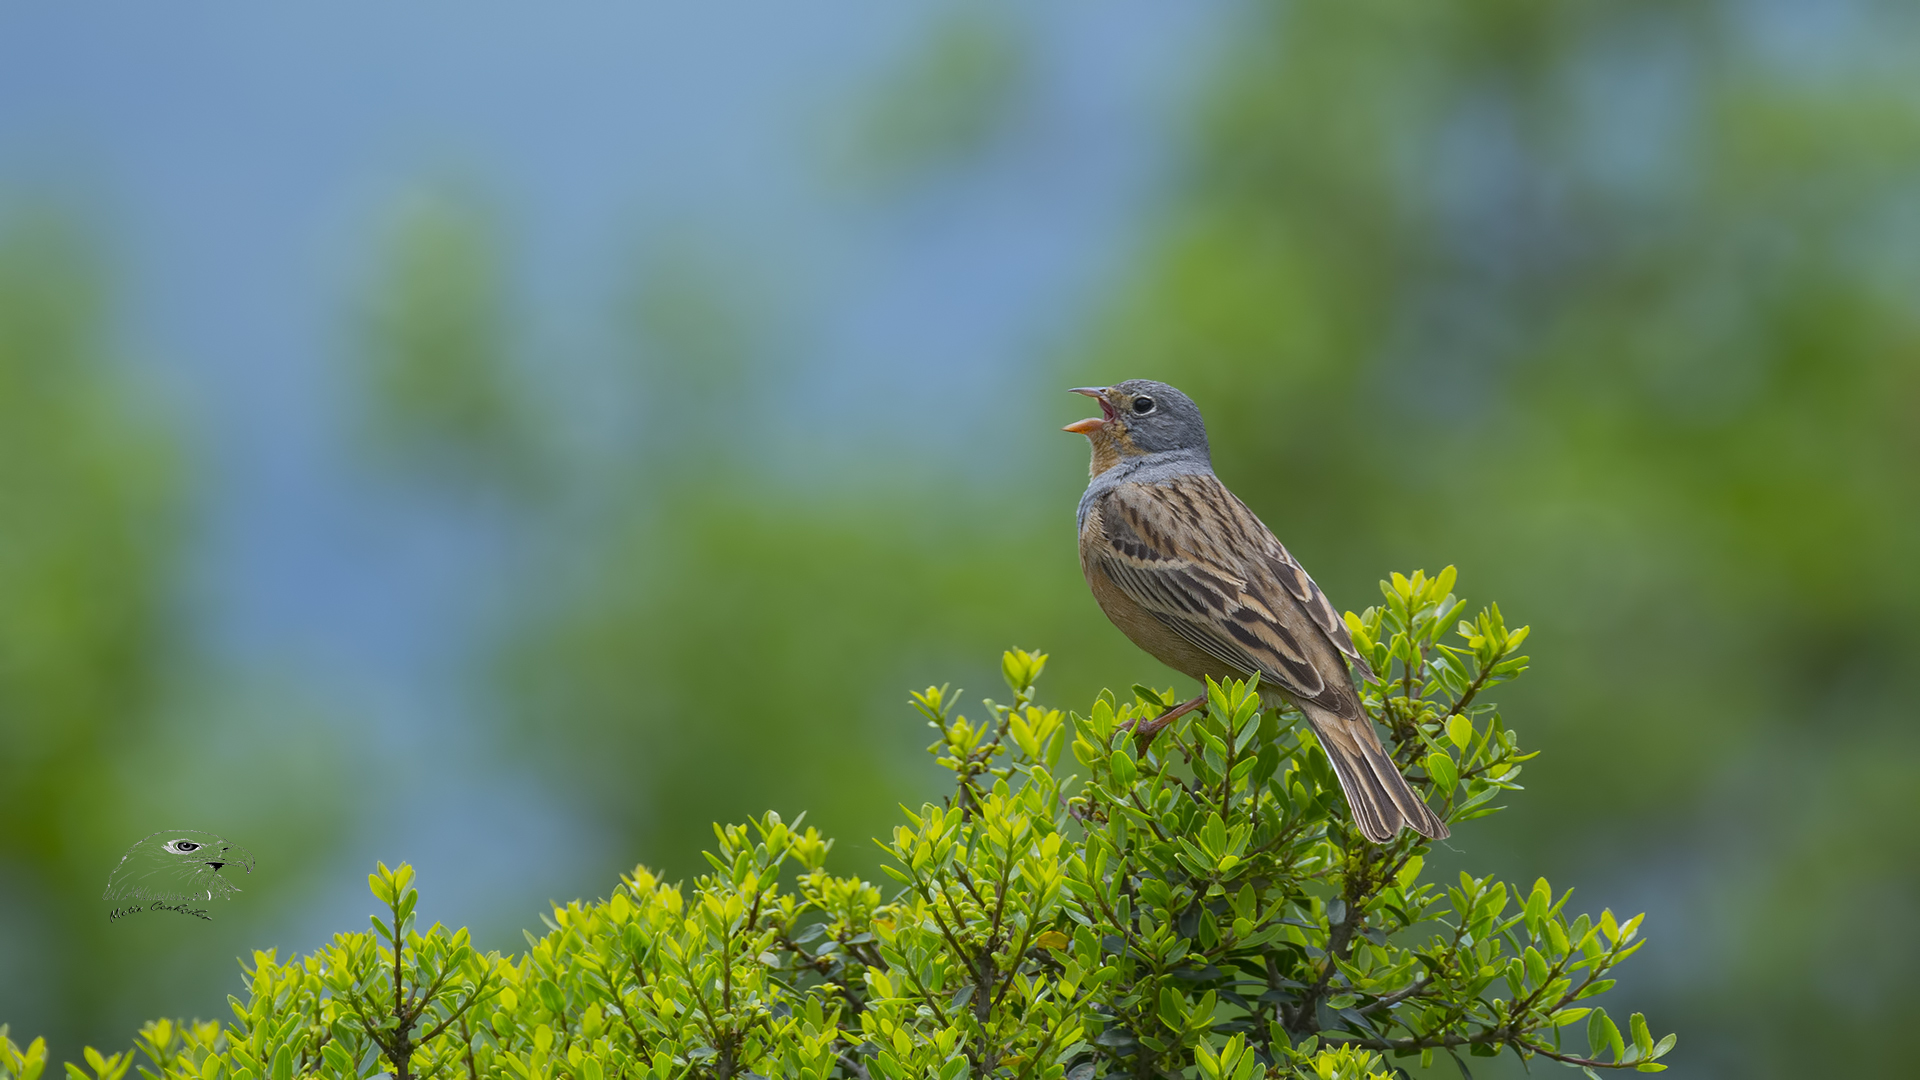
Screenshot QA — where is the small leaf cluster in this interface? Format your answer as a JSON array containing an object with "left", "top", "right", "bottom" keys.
[
  {"left": 1, "top": 1028, "right": 48, "bottom": 1080},
  {"left": 1344, "top": 567, "right": 1534, "bottom": 823},
  {"left": 30, "top": 573, "right": 1673, "bottom": 1079}
]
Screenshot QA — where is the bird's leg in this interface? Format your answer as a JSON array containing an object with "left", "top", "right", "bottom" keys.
[{"left": 1133, "top": 693, "right": 1207, "bottom": 750}]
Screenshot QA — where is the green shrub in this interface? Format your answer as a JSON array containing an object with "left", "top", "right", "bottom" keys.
[{"left": 2, "top": 570, "right": 1673, "bottom": 1080}]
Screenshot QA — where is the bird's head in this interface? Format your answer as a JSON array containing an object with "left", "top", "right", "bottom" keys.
[
  {"left": 104, "top": 829, "right": 256, "bottom": 906},
  {"left": 1064, "top": 379, "right": 1210, "bottom": 476}
]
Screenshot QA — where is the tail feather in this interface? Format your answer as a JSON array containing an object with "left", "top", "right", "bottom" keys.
[
  {"left": 1304, "top": 705, "right": 1450, "bottom": 843},
  {"left": 1315, "top": 727, "right": 1399, "bottom": 842},
  {"left": 1355, "top": 727, "right": 1450, "bottom": 839}
]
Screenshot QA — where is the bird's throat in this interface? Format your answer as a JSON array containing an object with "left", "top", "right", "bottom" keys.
[
  {"left": 1087, "top": 435, "right": 1121, "bottom": 477},
  {"left": 1084, "top": 425, "right": 1143, "bottom": 477}
]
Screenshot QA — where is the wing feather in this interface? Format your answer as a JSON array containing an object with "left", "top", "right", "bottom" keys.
[
  {"left": 1223, "top": 494, "right": 1374, "bottom": 680},
  {"left": 1088, "top": 474, "right": 1363, "bottom": 705}
]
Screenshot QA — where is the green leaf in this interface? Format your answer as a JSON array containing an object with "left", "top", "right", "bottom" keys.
[
  {"left": 1545, "top": 917, "right": 1570, "bottom": 956},
  {"left": 1524, "top": 946, "right": 1549, "bottom": 987},
  {"left": 1199, "top": 812, "right": 1229, "bottom": 858},
  {"left": 1395, "top": 855, "right": 1424, "bottom": 890},
  {"left": 1588, "top": 1008, "right": 1624, "bottom": 1063},
  {"left": 1446, "top": 713, "right": 1472, "bottom": 749},
  {"left": 1159, "top": 987, "right": 1186, "bottom": 1029},
  {"left": 1630, "top": 1012, "right": 1654, "bottom": 1057},
  {"left": 1524, "top": 878, "right": 1550, "bottom": 932}
]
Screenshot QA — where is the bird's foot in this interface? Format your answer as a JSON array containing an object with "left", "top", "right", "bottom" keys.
[{"left": 1132, "top": 693, "right": 1207, "bottom": 750}]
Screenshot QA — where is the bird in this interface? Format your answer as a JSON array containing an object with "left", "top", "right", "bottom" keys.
[
  {"left": 103, "top": 829, "right": 255, "bottom": 908},
  {"left": 1064, "top": 379, "right": 1447, "bottom": 843}
]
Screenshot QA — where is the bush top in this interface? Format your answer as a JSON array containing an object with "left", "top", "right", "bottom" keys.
[{"left": 2, "top": 570, "right": 1673, "bottom": 1080}]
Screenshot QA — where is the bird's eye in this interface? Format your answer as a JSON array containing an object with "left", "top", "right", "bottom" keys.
[
  {"left": 1131, "top": 396, "right": 1156, "bottom": 415},
  {"left": 167, "top": 840, "right": 200, "bottom": 853}
]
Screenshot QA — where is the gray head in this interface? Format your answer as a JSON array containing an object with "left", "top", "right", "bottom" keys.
[{"left": 1064, "top": 379, "right": 1211, "bottom": 466}]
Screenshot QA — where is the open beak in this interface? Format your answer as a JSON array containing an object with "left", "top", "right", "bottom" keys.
[{"left": 1064, "top": 386, "right": 1113, "bottom": 434}]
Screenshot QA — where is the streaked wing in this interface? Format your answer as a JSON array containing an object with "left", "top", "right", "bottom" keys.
[
  {"left": 1237, "top": 493, "right": 1375, "bottom": 680},
  {"left": 1088, "top": 474, "right": 1359, "bottom": 705}
]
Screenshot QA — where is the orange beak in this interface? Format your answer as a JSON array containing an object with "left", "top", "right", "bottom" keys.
[{"left": 1064, "top": 386, "right": 1111, "bottom": 434}]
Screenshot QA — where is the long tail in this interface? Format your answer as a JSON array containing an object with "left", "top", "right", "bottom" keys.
[{"left": 1302, "top": 703, "right": 1449, "bottom": 843}]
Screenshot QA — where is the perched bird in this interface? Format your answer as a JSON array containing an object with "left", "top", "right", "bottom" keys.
[
  {"left": 1065, "top": 380, "right": 1447, "bottom": 843},
  {"left": 103, "top": 829, "right": 255, "bottom": 908}
]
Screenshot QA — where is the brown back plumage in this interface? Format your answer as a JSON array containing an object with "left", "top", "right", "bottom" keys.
[{"left": 1078, "top": 473, "right": 1448, "bottom": 843}]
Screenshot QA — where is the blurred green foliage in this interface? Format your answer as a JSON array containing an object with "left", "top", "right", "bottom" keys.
[
  {"left": 0, "top": 213, "right": 349, "bottom": 1058},
  {"left": 0, "top": 212, "right": 184, "bottom": 1037},
  {"left": 9, "top": 632, "right": 1677, "bottom": 1079},
  {"left": 836, "top": 8, "right": 1029, "bottom": 189},
  {"left": 359, "top": 191, "right": 537, "bottom": 491}
]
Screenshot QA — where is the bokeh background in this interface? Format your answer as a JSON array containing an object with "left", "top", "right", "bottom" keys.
[{"left": 2, "top": 2, "right": 1916, "bottom": 1076}]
